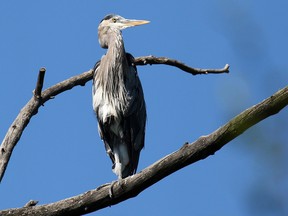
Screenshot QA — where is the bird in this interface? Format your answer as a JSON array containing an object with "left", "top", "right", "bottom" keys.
[{"left": 92, "top": 14, "right": 149, "bottom": 179}]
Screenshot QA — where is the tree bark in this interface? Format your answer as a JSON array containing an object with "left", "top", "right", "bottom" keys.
[{"left": 0, "top": 85, "right": 287, "bottom": 216}]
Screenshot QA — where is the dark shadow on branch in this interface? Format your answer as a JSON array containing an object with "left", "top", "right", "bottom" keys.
[{"left": 0, "top": 85, "right": 287, "bottom": 215}]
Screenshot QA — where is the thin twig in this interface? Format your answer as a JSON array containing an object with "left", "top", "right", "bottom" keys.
[
  {"left": 34, "top": 68, "right": 46, "bottom": 99},
  {"left": 0, "top": 86, "right": 287, "bottom": 215},
  {"left": 24, "top": 200, "right": 39, "bottom": 207},
  {"left": 134, "top": 56, "right": 230, "bottom": 75}
]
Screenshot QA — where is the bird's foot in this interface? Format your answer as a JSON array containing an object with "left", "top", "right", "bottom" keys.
[
  {"left": 109, "top": 178, "right": 126, "bottom": 198},
  {"left": 109, "top": 180, "right": 116, "bottom": 198}
]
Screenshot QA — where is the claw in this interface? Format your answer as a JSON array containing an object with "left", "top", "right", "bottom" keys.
[
  {"left": 109, "top": 178, "right": 126, "bottom": 198},
  {"left": 109, "top": 181, "right": 117, "bottom": 198}
]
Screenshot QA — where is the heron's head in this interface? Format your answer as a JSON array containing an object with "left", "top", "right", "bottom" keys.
[
  {"left": 99, "top": 14, "right": 149, "bottom": 30},
  {"left": 98, "top": 14, "right": 149, "bottom": 48}
]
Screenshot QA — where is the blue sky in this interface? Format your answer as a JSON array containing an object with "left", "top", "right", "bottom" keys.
[{"left": 1, "top": 1, "right": 288, "bottom": 215}]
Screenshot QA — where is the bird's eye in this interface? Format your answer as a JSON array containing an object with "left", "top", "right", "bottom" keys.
[{"left": 112, "top": 18, "right": 117, "bottom": 23}]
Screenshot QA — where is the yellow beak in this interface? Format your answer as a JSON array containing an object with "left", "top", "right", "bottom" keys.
[{"left": 122, "top": 19, "right": 150, "bottom": 27}]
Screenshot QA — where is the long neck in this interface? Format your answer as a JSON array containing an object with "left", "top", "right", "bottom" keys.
[
  {"left": 106, "top": 29, "right": 127, "bottom": 74},
  {"left": 98, "top": 29, "right": 129, "bottom": 110}
]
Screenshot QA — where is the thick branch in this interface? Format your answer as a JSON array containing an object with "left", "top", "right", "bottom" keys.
[
  {"left": 0, "top": 56, "right": 228, "bottom": 183},
  {"left": 1, "top": 86, "right": 287, "bottom": 216}
]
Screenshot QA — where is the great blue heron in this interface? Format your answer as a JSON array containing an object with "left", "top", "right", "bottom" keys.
[{"left": 92, "top": 14, "right": 149, "bottom": 179}]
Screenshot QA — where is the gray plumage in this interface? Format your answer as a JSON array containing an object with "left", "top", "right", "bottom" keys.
[{"left": 92, "top": 14, "right": 149, "bottom": 179}]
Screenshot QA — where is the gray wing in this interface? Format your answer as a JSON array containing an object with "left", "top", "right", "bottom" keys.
[
  {"left": 122, "top": 53, "right": 146, "bottom": 175},
  {"left": 92, "top": 60, "right": 100, "bottom": 97}
]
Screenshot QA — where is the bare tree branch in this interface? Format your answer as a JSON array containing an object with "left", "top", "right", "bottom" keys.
[
  {"left": 33, "top": 67, "right": 46, "bottom": 99},
  {"left": 0, "top": 56, "right": 228, "bottom": 183},
  {"left": 0, "top": 85, "right": 287, "bottom": 216},
  {"left": 0, "top": 69, "right": 93, "bottom": 183},
  {"left": 134, "top": 56, "right": 230, "bottom": 75}
]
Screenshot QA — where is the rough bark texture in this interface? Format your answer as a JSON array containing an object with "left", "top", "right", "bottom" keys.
[{"left": 0, "top": 86, "right": 287, "bottom": 216}]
